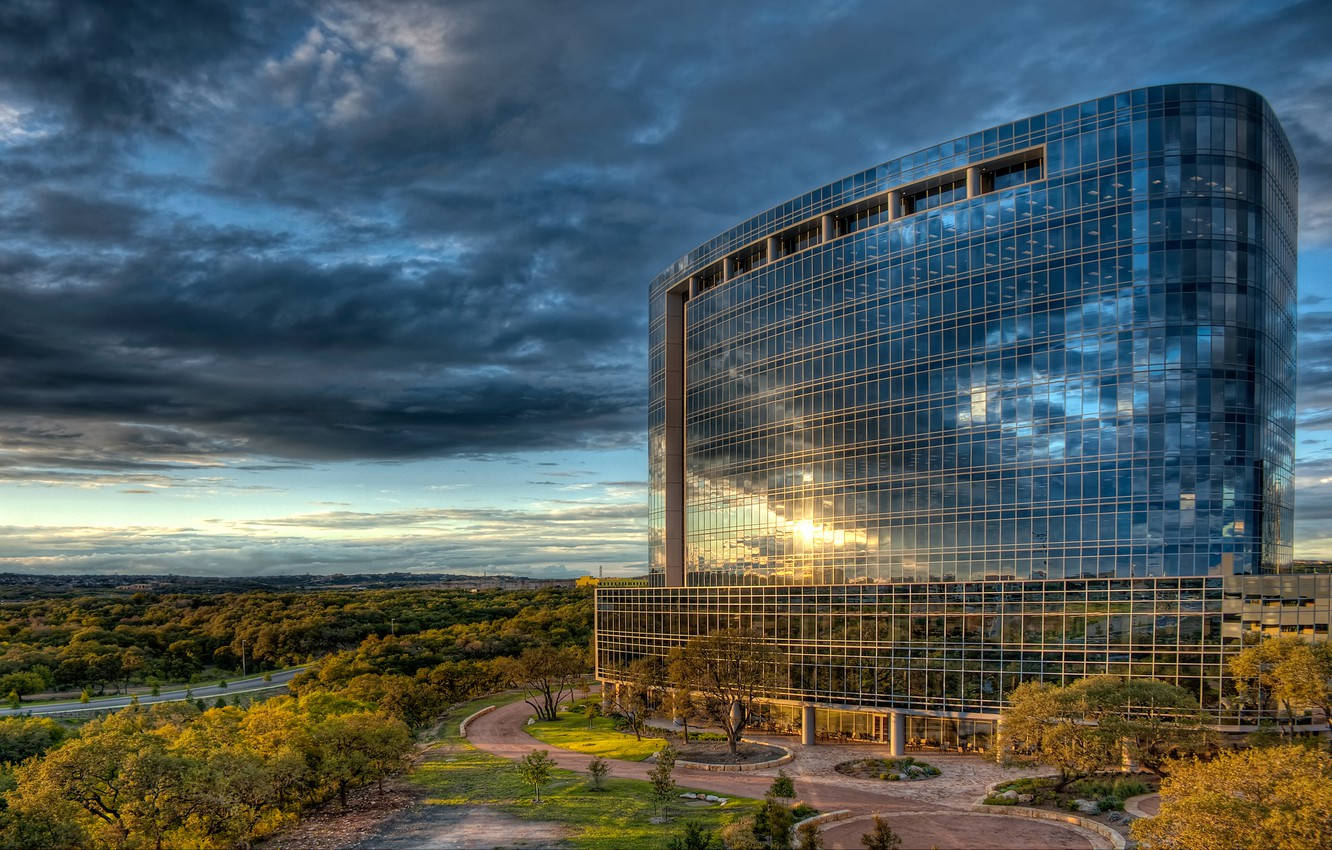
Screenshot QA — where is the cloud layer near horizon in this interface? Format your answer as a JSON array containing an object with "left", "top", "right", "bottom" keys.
[{"left": 2, "top": 0, "right": 1332, "bottom": 574}]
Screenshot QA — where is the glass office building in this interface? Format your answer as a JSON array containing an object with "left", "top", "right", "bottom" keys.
[{"left": 598, "top": 85, "right": 1322, "bottom": 745}]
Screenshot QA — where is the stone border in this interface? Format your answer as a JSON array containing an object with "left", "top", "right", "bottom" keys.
[
  {"left": 966, "top": 803, "right": 1125, "bottom": 850},
  {"left": 674, "top": 739, "right": 794, "bottom": 772},
  {"left": 828, "top": 810, "right": 1121, "bottom": 850},
  {"left": 972, "top": 779, "right": 1125, "bottom": 850},
  {"left": 790, "top": 809, "right": 853, "bottom": 839},
  {"left": 1122, "top": 792, "right": 1158, "bottom": 819},
  {"left": 459, "top": 704, "right": 497, "bottom": 738}
]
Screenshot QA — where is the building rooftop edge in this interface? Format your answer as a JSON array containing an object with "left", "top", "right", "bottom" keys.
[{"left": 650, "top": 83, "right": 1282, "bottom": 292}]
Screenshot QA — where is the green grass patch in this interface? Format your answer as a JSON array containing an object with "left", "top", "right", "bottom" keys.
[
  {"left": 525, "top": 698, "right": 667, "bottom": 762},
  {"left": 414, "top": 698, "right": 757, "bottom": 850}
]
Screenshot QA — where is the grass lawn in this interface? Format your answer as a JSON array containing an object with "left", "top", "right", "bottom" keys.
[
  {"left": 525, "top": 698, "right": 667, "bottom": 762},
  {"left": 412, "top": 696, "right": 757, "bottom": 850}
]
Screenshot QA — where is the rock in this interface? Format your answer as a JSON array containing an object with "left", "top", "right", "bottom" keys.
[
  {"left": 680, "top": 792, "right": 698, "bottom": 800},
  {"left": 1017, "top": 793, "right": 1034, "bottom": 804},
  {"left": 906, "top": 765, "right": 925, "bottom": 777},
  {"left": 998, "top": 790, "right": 1019, "bottom": 801},
  {"left": 703, "top": 794, "right": 722, "bottom": 803},
  {"left": 1073, "top": 798, "right": 1100, "bottom": 815}
]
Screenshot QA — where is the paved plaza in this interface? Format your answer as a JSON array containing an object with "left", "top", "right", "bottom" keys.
[{"left": 467, "top": 700, "right": 1114, "bottom": 849}]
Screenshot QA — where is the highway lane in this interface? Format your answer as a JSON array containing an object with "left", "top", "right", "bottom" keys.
[{"left": 0, "top": 665, "right": 308, "bottom": 716}]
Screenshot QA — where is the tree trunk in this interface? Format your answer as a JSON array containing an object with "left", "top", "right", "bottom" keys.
[{"left": 339, "top": 780, "right": 348, "bottom": 809}]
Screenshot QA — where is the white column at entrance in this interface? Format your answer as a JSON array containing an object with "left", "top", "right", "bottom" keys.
[
  {"left": 889, "top": 711, "right": 905, "bottom": 757},
  {"left": 801, "top": 705, "right": 816, "bottom": 746}
]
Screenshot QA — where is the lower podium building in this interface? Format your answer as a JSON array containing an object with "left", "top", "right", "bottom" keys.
[{"left": 596, "top": 85, "right": 1329, "bottom": 750}]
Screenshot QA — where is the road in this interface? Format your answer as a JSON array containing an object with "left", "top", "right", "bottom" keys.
[{"left": 0, "top": 666, "right": 308, "bottom": 717}]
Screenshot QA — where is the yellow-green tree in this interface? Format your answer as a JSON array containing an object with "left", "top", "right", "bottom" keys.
[
  {"left": 1132, "top": 745, "right": 1332, "bottom": 850},
  {"left": 668, "top": 629, "right": 782, "bottom": 755},
  {"left": 1229, "top": 636, "right": 1332, "bottom": 734},
  {"left": 998, "top": 675, "right": 1210, "bottom": 786}
]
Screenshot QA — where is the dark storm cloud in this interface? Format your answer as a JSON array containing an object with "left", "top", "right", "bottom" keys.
[{"left": 1, "top": 0, "right": 1330, "bottom": 491}]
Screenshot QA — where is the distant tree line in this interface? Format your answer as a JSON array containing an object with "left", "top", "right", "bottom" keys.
[
  {"left": 0, "top": 585, "right": 594, "bottom": 848},
  {"left": 0, "top": 585, "right": 590, "bottom": 697}
]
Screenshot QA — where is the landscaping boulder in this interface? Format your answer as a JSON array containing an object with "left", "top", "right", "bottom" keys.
[
  {"left": 1017, "top": 793, "right": 1034, "bottom": 804},
  {"left": 998, "top": 790, "right": 1019, "bottom": 802},
  {"left": 906, "top": 765, "right": 925, "bottom": 777},
  {"left": 1073, "top": 798, "right": 1100, "bottom": 815}
]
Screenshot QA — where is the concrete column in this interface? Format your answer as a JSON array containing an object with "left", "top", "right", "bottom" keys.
[
  {"left": 887, "top": 190, "right": 900, "bottom": 221},
  {"left": 801, "top": 705, "right": 816, "bottom": 746},
  {"left": 722, "top": 256, "right": 734, "bottom": 282},
  {"left": 687, "top": 275, "right": 698, "bottom": 298},
  {"left": 821, "top": 214, "right": 835, "bottom": 242},
  {"left": 662, "top": 289, "right": 686, "bottom": 587},
  {"left": 889, "top": 711, "right": 905, "bottom": 756},
  {"left": 966, "top": 166, "right": 982, "bottom": 198},
  {"left": 766, "top": 236, "right": 780, "bottom": 263}
]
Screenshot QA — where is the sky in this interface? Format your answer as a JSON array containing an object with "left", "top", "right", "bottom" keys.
[{"left": 0, "top": 0, "right": 1330, "bottom": 577}]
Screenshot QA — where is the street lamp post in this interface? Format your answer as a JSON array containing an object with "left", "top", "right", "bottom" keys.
[{"left": 240, "top": 639, "right": 247, "bottom": 678}]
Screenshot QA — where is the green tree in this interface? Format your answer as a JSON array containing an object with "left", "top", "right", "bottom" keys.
[
  {"left": 859, "top": 816, "right": 901, "bottom": 850},
  {"left": 0, "top": 717, "right": 67, "bottom": 763},
  {"left": 517, "top": 749, "right": 556, "bottom": 804},
  {"left": 752, "top": 794, "right": 794, "bottom": 849},
  {"left": 666, "top": 820, "right": 721, "bottom": 850},
  {"left": 312, "top": 709, "right": 413, "bottom": 806},
  {"left": 503, "top": 646, "right": 586, "bottom": 722},
  {"left": 649, "top": 744, "right": 678, "bottom": 822},
  {"left": 587, "top": 755, "right": 610, "bottom": 791},
  {"left": 583, "top": 700, "right": 601, "bottom": 730},
  {"left": 998, "top": 675, "right": 1210, "bottom": 786},
  {"left": 769, "top": 769, "right": 795, "bottom": 799},
  {"left": 0, "top": 672, "right": 46, "bottom": 700},
  {"left": 1230, "top": 636, "right": 1332, "bottom": 734},
  {"left": 668, "top": 629, "right": 782, "bottom": 755},
  {"left": 79, "top": 688, "right": 90, "bottom": 704},
  {"left": 1131, "top": 745, "right": 1332, "bottom": 850},
  {"left": 608, "top": 656, "right": 668, "bottom": 741}
]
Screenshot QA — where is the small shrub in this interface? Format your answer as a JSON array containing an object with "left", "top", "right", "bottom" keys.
[
  {"left": 1098, "top": 796, "right": 1123, "bottom": 812},
  {"left": 665, "top": 820, "right": 720, "bottom": 850},
  {"left": 769, "top": 770, "right": 795, "bottom": 799},
  {"left": 983, "top": 794, "right": 1018, "bottom": 806},
  {"left": 1111, "top": 777, "right": 1150, "bottom": 799},
  {"left": 791, "top": 803, "right": 818, "bottom": 821}
]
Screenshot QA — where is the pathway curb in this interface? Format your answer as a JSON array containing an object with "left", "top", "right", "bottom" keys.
[
  {"left": 1122, "top": 792, "right": 1158, "bottom": 819},
  {"left": 459, "top": 704, "right": 497, "bottom": 738},
  {"left": 968, "top": 804, "right": 1126, "bottom": 849}
]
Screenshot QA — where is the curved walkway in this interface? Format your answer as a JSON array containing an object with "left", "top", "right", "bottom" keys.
[
  {"left": 465, "top": 700, "right": 1107, "bottom": 848},
  {"left": 821, "top": 811, "right": 1101, "bottom": 850}
]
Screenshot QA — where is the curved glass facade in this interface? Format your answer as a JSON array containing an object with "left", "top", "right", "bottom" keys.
[{"left": 601, "top": 85, "right": 1317, "bottom": 729}]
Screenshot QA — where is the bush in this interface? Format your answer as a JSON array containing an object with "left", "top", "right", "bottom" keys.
[
  {"left": 791, "top": 803, "right": 818, "bottom": 821},
  {"left": 769, "top": 770, "right": 795, "bottom": 799},
  {"left": 1098, "top": 796, "right": 1123, "bottom": 812},
  {"left": 1111, "top": 777, "right": 1150, "bottom": 799},
  {"left": 983, "top": 794, "right": 1019, "bottom": 806}
]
